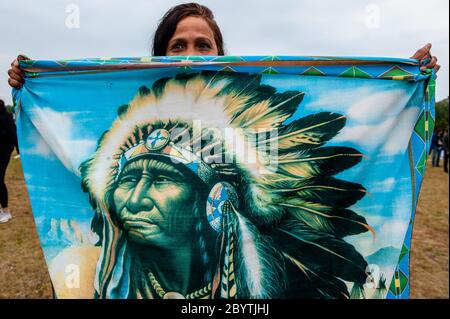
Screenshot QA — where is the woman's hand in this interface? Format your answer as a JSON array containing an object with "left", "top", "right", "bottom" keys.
[
  {"left": 411, "top": 43, "right": 440, "bottom": 73},
  {"left": 7, "top": 55, "right": 29, "bottom": 89}
]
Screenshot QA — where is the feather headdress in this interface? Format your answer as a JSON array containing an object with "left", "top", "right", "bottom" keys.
[{"left": 80, "top": 71, "right": 372, "bottom": 298}]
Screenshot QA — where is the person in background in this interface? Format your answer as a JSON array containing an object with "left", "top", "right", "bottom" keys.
[
  {"left": 431, "top": 130, "right": 443, "bottom": 167},
  {"left": 0, "top": 99, "right": 18, "bottom": 223},
  {"left": 443, "top": 128, "right": 449, "bottom": 173}
]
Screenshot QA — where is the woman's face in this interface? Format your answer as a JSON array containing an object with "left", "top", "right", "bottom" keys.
[
  {"left": 113, "top": 158, "right": 197, "bottom": 249},
  {"left": 166, "top": 16, "right": 219, "bottom": 56}
]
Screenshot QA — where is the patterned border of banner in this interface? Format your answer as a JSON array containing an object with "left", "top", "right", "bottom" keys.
[
  {"left": 386, "top": 70, "right": 435, "bottom": 299},
  {"left": 19, "top": 56, "right": 427, "bottom": 82}
]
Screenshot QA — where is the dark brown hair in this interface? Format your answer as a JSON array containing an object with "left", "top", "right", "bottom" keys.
[{"left": 152, "top": 3, "right": 225, "bottom": 56}]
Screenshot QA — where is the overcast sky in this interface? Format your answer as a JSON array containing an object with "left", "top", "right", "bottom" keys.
[{"left": 0, "top": 0, "right": 448, "bottom": 104}]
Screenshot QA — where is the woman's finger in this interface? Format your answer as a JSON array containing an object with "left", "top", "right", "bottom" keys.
[
  {"left": 8, "top": 69, "right": 24, "bottom": 83},
  {"left": 11, "top": 54, "right": 30, "bottom": 69},
  {"left": 434, "top": 64, "right": 441, "bottom": 73},
  {"left": 8, "top": 78, "right": 23, "bottom": 89},
  {"left": 11, "top": 64, "right": 25, "bottom": 77},
  {"left": 424, "top": 56, "right": 438, "bottom": 68},
  {"left": 17, "top": 54, "right": 30, "bottom": 61},
  {"left": 411, "top": 43, "right": 432, "bottom": 60}
]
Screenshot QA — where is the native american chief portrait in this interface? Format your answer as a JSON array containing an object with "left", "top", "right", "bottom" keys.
[{"left": 74, "top": 72, "right": 373, "bottom": 299}]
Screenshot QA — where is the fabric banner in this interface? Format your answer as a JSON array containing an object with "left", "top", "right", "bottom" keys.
[{"left": 13, "top": 56, "right": 435, "bottom": 299}]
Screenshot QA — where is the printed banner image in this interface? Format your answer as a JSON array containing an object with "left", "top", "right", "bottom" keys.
[{"left": 13, "top": 56, "right": 436, "bottom": 299}]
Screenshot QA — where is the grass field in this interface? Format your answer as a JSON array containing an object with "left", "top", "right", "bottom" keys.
[
  {"left": 0, "top": 151, "right": 448, "bottom": 298},
  {"left": 410, "top": 157, "right": 449, "bottom": 298}
]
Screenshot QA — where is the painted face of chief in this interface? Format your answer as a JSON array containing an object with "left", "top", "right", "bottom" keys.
[{"left": 112, "top": 158, "right": 198, "bottom": 249}]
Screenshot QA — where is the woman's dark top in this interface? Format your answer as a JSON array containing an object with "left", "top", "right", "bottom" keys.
[{"left": 0, "top": 108, "right": 18, "bottom": 151}]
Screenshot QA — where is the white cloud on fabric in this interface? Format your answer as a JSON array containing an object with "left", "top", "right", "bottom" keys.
[
  {"left": 346, "top": 89, "right": 413, "bottom": 124},
  {"left": 29, "top": 107, "right": 96, "bottom": 174},
  {"left": 381, "top": 107, "right": 420, "bottom": 155},
  {"left": 369, "top": 177, "right": 396, "bottom": 193},
  {"left": 306, "top": 84, "right": 416, "bottom": 125},
  {"left": 334, "top": 106, "right": 420, "bottom": 155},
  {"left": 348, "top": 218, "right": 408, "bottom": 257},
  {"left": 307, "top": 86, "right": 374, "bottom": 111},
  {"left": 26, "top": 131, "right": 54, "bottom": 159},
  {"left": 347, "top": 191, "right": 412, "bottom": 257}
]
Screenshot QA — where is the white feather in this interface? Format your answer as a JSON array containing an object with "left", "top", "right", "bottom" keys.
[{"left": 235, "top": 213, "right": 264, "bottom": 298}]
